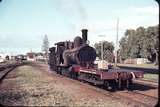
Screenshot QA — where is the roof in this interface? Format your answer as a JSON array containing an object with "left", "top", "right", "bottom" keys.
[{"left": 55, "top": 41, "right": 73, "bottom": 45}]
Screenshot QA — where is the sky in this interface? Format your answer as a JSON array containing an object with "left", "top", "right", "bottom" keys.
[{"left": 0, "top": 0, "right": 159, "bottom": 55}]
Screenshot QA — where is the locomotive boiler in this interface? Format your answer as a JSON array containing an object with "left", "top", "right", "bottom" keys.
[{"left": 62, "top": 29, "right": 96, "bottom": 67}]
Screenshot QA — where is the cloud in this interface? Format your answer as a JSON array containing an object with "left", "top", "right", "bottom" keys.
[
  {"left": 54, "top": 4, "right": 159, "bottom": 36},
  {"left": 115, "top": 5, "right": 159, "bottom": 16},
  {"left": 132, "top": 6, "right": 159, "bottom": 15},
  {"left": 0, "top": 34, "right": 7, "bottom": 39},
  {"left": 53, "top": 0, "right": 87, "bottom": 31},
  {"left": 83, "top": 12, "right": 158, "bottom": 46},
  {"left": 87, "top": 5, "right": 158, "bottom": 35}
]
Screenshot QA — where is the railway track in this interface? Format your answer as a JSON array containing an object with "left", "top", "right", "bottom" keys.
[
  {"left": 115, "top": 90, "right": 158, "bottom": 107},
  {"left": 89, "top": 83, "right": 158, "bottom": 107},
  {"left": 63, "top": 74, "right": 158, "bottom": 106},
  {"left": 140, "top": 79, "right": 158, "bottom": 83},
  {"left": 0, "top": 62, "right": 25, "bottom": 83},
  {"left": 133, "top": 79, "right": 158, "bottom": 88},
  {"left": 0, "top": 67, "right": 15, "bottom": 82},
  {"left": 51, "top": 71, "right": 158, "bottom": 107}
]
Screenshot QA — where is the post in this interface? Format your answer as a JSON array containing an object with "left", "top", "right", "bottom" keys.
[
  {"left": 101, "top": 41, "right": 103, "bottom": 61},
  {"left": 115, "top": 18, "right": 119, "bottom": 67},
  {"left": 98, "top": 35, "right": 105, "bottom": 61}
]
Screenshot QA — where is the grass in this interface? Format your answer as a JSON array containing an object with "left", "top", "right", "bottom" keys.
[
  {"left": 110, "top": 63, "right": 159, "bottom": 82},
  {"left": 116, "top": 63, "right": 158, "bottom": 69},
  {"left": 143, "top": 73, "right": 159, "bottom": 82},
  {"left": 0, "top": 60, "right": 16, "bottom": 66},
  {"left": 0, "top": 65, "right": 130, "bottom": 106},
  {"left": 0, "top": 66, "right": 74, "bottom": 106}
]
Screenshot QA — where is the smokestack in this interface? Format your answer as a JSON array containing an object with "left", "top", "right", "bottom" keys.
[{"left": 81, "top": 29, "right": 88, "bottom": 43}]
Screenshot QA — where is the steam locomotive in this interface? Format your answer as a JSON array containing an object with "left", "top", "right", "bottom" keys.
[{"left": 48, "top": 29, "right": 144, "bottom": 90}]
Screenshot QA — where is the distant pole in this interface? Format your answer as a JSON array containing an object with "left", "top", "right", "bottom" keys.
[
  {"left": 101, "top": 41, "right": 103, "bottom": 61},
  {"left": 98, "top": 35, "right": 106, "bottom": 61},
  {"left": 115, "top": 18, "right": 119, "bottom": 67}
]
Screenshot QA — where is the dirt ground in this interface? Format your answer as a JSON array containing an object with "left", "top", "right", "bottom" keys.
[{"left": 0, "top": 63, "right": 158, "bottom": 106}]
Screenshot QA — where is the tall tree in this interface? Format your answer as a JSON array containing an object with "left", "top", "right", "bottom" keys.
[
  {"left": 119, "top": 36, "right": 129, "bottom": 60},
  {"left": 94, "top": 41, "right": 114, "bottom": 62},
  {"left": 125, "top": 29, "right": 137, "bottom": 58},
  {"left": 135, "top": 27, "right": 146, "bottom": 58},
  {"left": 144, "top": 25, "right": 159, "bottom": 64},
  {"left": 119, "top": 25, "right": 159, "bottom": 65},
  {"left": 42, "top": 34, "right": 49, "bottom": 55}
]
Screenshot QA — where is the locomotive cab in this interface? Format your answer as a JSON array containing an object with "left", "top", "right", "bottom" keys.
[{"left": 50, "top": 29, "right": 97, "bottom": 69}]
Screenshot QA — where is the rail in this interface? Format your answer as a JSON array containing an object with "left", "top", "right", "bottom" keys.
[{"left": 0, "top": 62, "right": 27, "bottom": 83}]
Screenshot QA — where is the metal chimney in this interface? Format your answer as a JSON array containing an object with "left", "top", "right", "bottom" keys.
[{"left": 81, "top": 29, "right": 88, "bottom": 43}]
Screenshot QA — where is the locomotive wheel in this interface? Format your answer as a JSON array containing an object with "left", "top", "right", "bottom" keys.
[
  {"left": 78, "top": 73, "right": 86, "bottom": 82},
  {"left": 108, "top": 80, "right": 118, "bottom": 91},
  {"left": 119, "top": 80, "right": 127, "bottom": 90},
  {"left": 103, "top": 81, "right": 111, "bottom": 90},
  {"left": 70, "top": 71, "right": 78, "bottom": 79},
  {"left": 57, "top": 67, "right": 62, "bottom": 75},
  {"left": 101, "top": 80, "right": 117, "bottom": 91},
  {"left": 127, "top": 79, "right": 134, "bottom": 91},
  {"left": 118, "top": 79, "right": 133, "bottom": 90}
]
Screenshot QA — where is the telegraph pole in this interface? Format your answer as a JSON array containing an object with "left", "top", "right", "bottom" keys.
[
  {"left": 101, "top": 41, "right": 103, "bottom": 61},
  {"left": 98, "top": 35, "right": 106, "bottom": 61},
  {"left": 115, "top": 18, "right": 119, "bottom": 67}
]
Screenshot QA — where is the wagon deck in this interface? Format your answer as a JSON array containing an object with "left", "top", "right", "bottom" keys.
[{"left": 79, "top": 67, "right": 144, "bottom": 80}]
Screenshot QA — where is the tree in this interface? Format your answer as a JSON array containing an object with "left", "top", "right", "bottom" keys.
[
  {"left": 42, "top": 34, "right": 49, "bottom": 57},
  {"left": 119, "top": 29, "right": 138, "bottom": 60},
  {"left": 119, "top": 25, "right": 159, "bottom": 65},
  {"left": 144, "top": 25, "right": 159, "bottom": 65},
  {"left": 135, "top": 27, "right": 146, "bottom": 58},
  {"left": 94, "top": 41, "right": 114, "bottom": 62},
  {"left": 119, "top": 36, "right": 129, "bottom": 61}
]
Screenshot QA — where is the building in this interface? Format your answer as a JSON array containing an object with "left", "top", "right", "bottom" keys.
[
  {"left": 0, "top": 53, "right": 12, "bottom": 62},
  {"left": 26, "top": 52, "right": 36, "bottom": 61},
  {"left": 124, "top": 58, "right": 151, "bottom": 64},
  {"left": 35, "top": 52, "right": 46, "bottom": 62}
]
